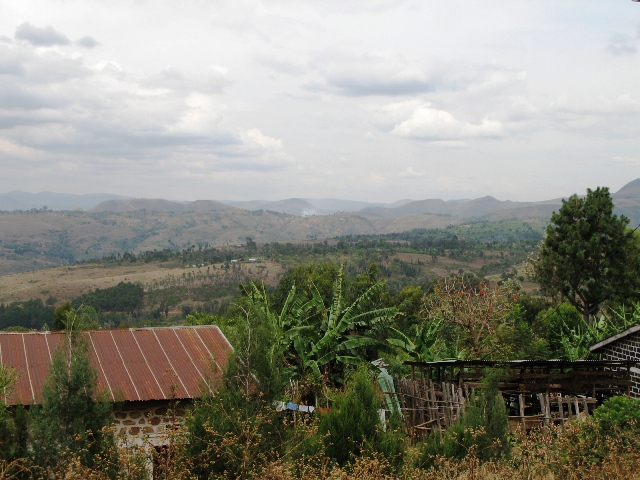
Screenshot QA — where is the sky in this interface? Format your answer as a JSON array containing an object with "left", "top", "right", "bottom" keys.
[{"left": 1, "top": 1, "right": 640, "bottom": 203}]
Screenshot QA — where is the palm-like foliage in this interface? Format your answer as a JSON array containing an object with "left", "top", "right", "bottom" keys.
[
  {"left": 285, "top": 268, "right": 398, "bottom": 382},
  {"left": 386, "top": 320, "right": 443, "bottom": 362},
  {"left": 235, "top": 268, "right": 397, "bottom": 393},
  {"left": 559, "top": 303, "right": 640, "bottom": 360},
  {"left": 240, "top": 281, "right": 324, "bottom": 379}
]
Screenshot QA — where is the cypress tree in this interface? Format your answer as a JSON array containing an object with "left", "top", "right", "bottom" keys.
[{"left": 30, "top": 332, "right": 115, "bottom": 474}]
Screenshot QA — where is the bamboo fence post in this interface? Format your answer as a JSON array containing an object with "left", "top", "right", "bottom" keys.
[{"left": 441, "top": 382, "right": 449, "bottom": 428}]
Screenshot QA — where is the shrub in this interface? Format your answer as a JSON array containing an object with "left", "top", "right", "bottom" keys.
[
  {"left": 418, "top": 368, "right": 509, "bottom": 467},
  {"left": 317, "top": 366, "right": 381, "bottom": 465},
  {"left": 592, "top": 395, "right": 640, "bottom": 436},
  {"left": 183, "top": 359, "right": 286, "bottom": 479}
]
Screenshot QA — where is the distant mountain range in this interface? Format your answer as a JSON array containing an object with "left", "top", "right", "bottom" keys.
[
  {"left": 91, "top": 198, "right": 231, "bottom": 213},
  {"left": 0, "top": 191, "right": 131, "bottom": 212},
  {"left": 3, "top": 179, "right": 640, "bottom": 225}
]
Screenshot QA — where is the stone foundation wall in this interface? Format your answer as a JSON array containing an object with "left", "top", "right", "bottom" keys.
[{"left": 113, "top": 400, "right": 189, "bottom": 446}]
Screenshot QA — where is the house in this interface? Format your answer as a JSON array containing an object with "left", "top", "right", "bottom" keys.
[
  {"left": 0, "top": 325, "right": 234, "bottom": 445},
  {"left": 590, "top": 324, "right": 640, "bottom": 397}
]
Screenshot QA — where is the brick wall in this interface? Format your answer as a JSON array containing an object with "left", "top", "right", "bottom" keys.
[{"left": 599, "top": 330, "right": 640, "bottom": 397}]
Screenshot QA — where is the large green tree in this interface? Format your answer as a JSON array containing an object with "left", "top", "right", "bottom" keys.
[{"left": 532, "top": 187, "right": 640, "bottom": 323}]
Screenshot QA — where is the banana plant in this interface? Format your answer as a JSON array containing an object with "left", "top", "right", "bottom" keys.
[
  {"left": 286, "top": 268, "right": 398, "bottom": 382},
  {"left": 240, "top": 281, "right": 323, "bottom": 376},
  {"left": 386, "top": 320, "right": 443, "bottom": 362},
  {"left": 558, "top": 304, "right": 640, "bottom": 360}
]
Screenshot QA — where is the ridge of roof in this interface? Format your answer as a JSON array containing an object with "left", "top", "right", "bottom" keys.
[
  {"left": 0, "top": 325, "right": 227, "bottom": 334},
  {"left": 589, "top": 324, "right": 640, "bottom": 353}
]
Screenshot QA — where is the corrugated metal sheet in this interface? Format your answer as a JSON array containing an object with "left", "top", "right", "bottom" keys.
[{"left": 0, "top": 326, "right": 233, "bottom": 405}]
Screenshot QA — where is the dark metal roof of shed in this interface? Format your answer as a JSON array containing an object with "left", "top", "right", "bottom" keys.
[
  {"left": 404, "top": 359, "right": 639, "bottom": 368},
  {"left": 0, "top": 326, "right": 233, "bottom": 405}
]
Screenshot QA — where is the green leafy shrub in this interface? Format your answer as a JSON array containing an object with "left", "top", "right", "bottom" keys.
[
  {"left": 592, "top": 395, "right": 640, "bottom": 436},
  {"left": 317, "top": 366, "right": 381, "bottom": 465}
]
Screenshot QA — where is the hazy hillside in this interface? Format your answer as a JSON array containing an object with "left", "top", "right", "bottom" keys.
[
  {"left": 256, "top": 198, "right": 324, "bottom": 216},
  {"left": 220, "top": 198, "right": 394, "bottom": 214},
  {"left": 360, "top": 196, "right": 562, "bottom": 218},
  {"left": 0, "top": 191, "right": 131, "bottom": 211},
  {"left": 2, "top": 180, "right": 639, "bottom": 276},
  {"left": 0, "top": 209, "right": 460, "bottom": 275},
  {"left": 5, "top": 180, "right": 640, "bottom": 222},
  {"left": 613, "top": 178, "right": 640, "bottom": 198},
  {"left": 91, "top": 198, "right": 231, "bottom": 213}
]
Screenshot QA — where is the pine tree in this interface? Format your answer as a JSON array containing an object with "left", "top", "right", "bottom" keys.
[
  {"left": 30, "top": 332, "right": 115, "bottom": 474},
  {"left": 532, "top": 187, "right": 640, "bottom": 323}
]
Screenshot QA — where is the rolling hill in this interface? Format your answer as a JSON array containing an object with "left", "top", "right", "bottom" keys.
[{"left": 2, "top": 179, "right": 640, "bottom": 277}]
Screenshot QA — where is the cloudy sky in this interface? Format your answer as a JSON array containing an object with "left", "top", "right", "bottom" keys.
[{"left": 1, "top": 1, "right": 640, "bottom": 203}]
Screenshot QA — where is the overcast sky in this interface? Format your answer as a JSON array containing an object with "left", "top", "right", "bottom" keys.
[{"left": 1, "top": 1, "right": 640, "bottom": 203}]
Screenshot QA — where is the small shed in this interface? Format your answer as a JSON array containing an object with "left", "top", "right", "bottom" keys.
[
  {"left": 395, "top": 359, "right": 637, "bottom": 437},
  {"left": 0, "top": 325, "right": 234, "bottom": 444},
  {"left": 590, "top": 324, "right": 640, "bottom": 397}
]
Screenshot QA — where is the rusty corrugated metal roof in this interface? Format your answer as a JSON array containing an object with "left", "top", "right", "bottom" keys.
[{"left": 0, "top": 326, "right": 233, "bottom": 405}]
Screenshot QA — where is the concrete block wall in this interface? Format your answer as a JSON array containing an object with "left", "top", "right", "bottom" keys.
[{"left": 599, "top": 330, "right": 640, "bottom": 398}]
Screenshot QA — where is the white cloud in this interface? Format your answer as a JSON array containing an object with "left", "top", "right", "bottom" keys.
[
  {"left": 551, "top": 94, "right": 640, "bottom": 115},
  {"left": 1, "top": 1, "right": 640, "bottom": 202},
  {"left": 168, "top": 94, "right": 225, "bottom": 136},
  {"left": 243, "top": 128, "right": 283, "bottom": 151},
  {"left": 230, "top": 129, "right": 294, "bottom": 170},
  {"left": 398, "top": 167, "right": 425, "bottom": 178},
  {"left": 390, "top": 104, "right": 503, "bottom": 140}
]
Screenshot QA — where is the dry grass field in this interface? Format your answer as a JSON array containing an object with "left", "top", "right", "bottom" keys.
[{"left": 0, "top": 260, "right": 286, "bottom": 304}]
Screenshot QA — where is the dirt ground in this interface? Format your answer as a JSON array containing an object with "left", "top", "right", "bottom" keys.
[{"left": 0, "top": 260, "right": 285, "bottom": 304}]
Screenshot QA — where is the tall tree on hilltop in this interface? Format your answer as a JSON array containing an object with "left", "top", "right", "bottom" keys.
[{"left": 531, "top": 187, "right": 640, "bottom": 323}]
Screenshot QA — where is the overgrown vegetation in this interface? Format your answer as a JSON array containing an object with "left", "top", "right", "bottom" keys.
[
  {"left": 2, "top": 352, "right": 640, "bottom": 479},
  {"left": 1, "top": 188, "right": 640, "bottom": 477}
]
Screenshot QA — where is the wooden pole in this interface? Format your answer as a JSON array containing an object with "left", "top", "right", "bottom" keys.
[
  {"left": 557, "top": 396, "right": 565, "bottom": 426},
  {"left": 583, "top": 398, "right": 590, "bottom": 419}
]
